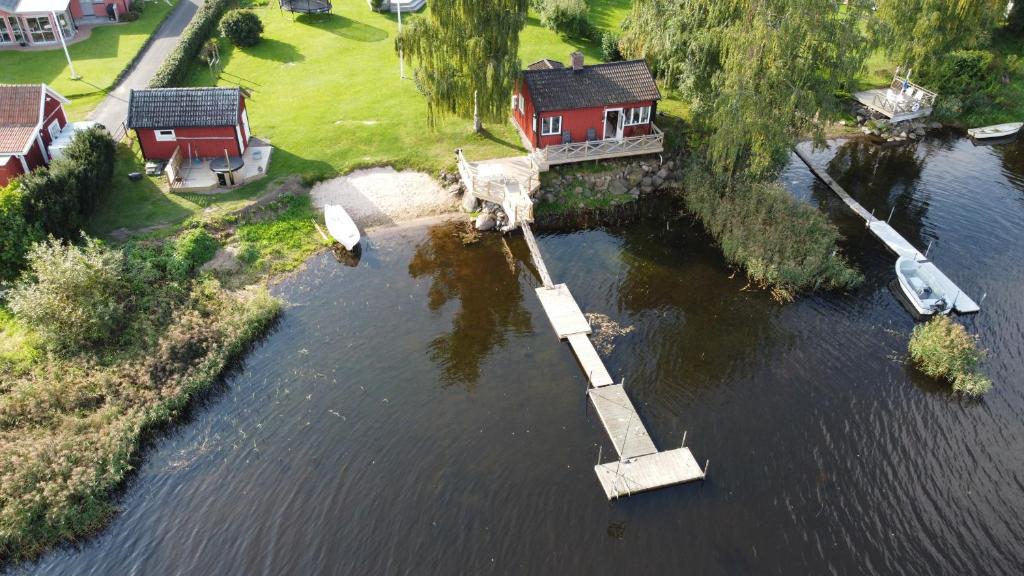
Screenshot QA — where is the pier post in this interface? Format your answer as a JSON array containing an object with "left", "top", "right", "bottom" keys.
[
  {"left": 887, "top": 206, "right": 896, "bottom": 223},
  {"left": 681, "top": 430, "right": 687, "bottom": 448},
  {"left": 597, "top": 445, "right": 603, "bottom": 465},
  {"left": 703, "top": 459, "right": 710, "bottom": 478}
]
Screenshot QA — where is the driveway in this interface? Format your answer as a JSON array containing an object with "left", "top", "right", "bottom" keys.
[{"left": 88, "top": 0, "right": 204, "bottom": 131}]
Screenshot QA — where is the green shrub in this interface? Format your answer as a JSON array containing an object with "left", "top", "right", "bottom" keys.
[
  {"left": 171, "top": 228, "right": 219, "bottom": 274},
  {"left": 1009, "top": 2, "right": 1023, "bottom": 34},
  {"left": 682, "top": 158, "right": 862, "bottom": 299},
  {"left": 601, "top": 31, "right": 623, "bottom": 61},
  {"left": 536, "top": 0, "right": 594, "bottom": 39},
  {"left": 908, "top": 315, "right": 991, "bottom": 397},
  {"left": 936, "top": 49, "right": 995, "bottom": 94},
  {"left": 18, "top": 128, "right": 116, "bottom": 240},
  {"left": 7, "top": 237, "right": 128, "bottom": 352},
  {"left": 0, "top": 182, "right": 42, "bottom": 282},
  {"left": 220, "top": 9, "right": 263, "bottom": 47},
  {"left": 149, "top": 0, "right": 234, "bottom": 88}
]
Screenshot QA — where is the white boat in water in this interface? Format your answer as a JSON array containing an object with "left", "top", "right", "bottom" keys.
[
  {"left": 895, "top": 255, "right": 957, "bottom": 316},
  {"left": 967, "top": 122, "right": 1023, "bottom": 140},
  {"left": 324, "top": 204, "right": 360, "bottom": 250}
]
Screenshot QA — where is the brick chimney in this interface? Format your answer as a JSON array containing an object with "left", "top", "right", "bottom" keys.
[{"left": 571, "top": 51, "right": 584, "bottom": 71}]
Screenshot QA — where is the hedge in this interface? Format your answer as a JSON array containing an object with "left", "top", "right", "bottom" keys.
[{"left": 148, "top": 0, "right": 234, "bottom": 88}]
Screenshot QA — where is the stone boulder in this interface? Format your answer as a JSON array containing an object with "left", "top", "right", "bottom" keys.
[{"left": 475, "top": 213, "right": 496, "bottom": 231}]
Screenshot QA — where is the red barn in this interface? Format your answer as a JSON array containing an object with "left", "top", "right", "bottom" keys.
[
  {"left": 0, "top": 83, "right": 69, "bottom": 187},
  {"left": 127, "top": 87, "right": 252, "bottom": 162},
  {"left": 512, "top": 53, "right": 664, "bottom": 167}
]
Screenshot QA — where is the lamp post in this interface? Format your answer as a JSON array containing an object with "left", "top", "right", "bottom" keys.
[
  {"left": 52, "top": 11, "right": 79, "bottom": 80},
  {"left": 397, "top": 2, "right": 405, "bottom": 79}
]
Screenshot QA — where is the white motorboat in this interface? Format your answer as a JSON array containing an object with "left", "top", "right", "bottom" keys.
[
  {"left": 895, "top": 255, "right": 955, "bottom": 316},
  {"left": 324, "top": 204, "right": 360, "bottom": 250},
  {"left": 967, "top": 122, "right": 1023, "bottom": 140}
]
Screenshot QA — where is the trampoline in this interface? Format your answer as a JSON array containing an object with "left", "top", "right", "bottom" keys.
[{"left": 279, "top": 0, "right": 332, "bottom": 15}]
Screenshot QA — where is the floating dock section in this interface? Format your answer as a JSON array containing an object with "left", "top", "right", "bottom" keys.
[
  {"left": 521, "top": 223, "right": 706, "bottom": 499},
  {"left": 793, "top": 146, "right": 979, "bottom": 314}
]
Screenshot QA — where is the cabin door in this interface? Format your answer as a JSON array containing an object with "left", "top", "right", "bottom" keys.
[{"left": 604, "top": 108, "right": 624, "bottom": 140}]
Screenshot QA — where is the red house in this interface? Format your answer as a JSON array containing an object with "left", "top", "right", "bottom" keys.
[
  {"left": 512, "top": 53, "right": 664, "bottom": 167},
  {"left": 1, "top": 0, "right": 133, "bottom": 48},
  {"left": 0, "top": 83, "right": 69, "bottom": 187},
  {"left": 126, "top": 87, "right": 252, "bottom": 162}
]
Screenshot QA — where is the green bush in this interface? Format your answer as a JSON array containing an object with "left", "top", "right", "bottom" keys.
[
  {"left": 0, "top": 182, "right": 42, "bottom": 283},
  {"left": 7, "top": 237, "right": 128, "bottom": 352},
  {"left": 171, "top": 228, "right": 219, "bottom": 274},
  {"left": 936, "top": 49, "right": 995, "bottom": 93},
  {"left": 682, "top": 158, "right": 862, "bottom": 299},
  {"left": 1009, "top": 2, "right": 1023, "bottom": 34},
  {"left": 908, "top": 315, "right": 991, "bottom": 397},
  {"left": 536, "top": 0, "right": 594, "bottom": 39},
  {"left": 18, "top": 128, "right": 116, "bottom": 240},
  {"left": 601, "top": 31, "right": 623, "bottom": 61},
  {"left": 220, "top": 9, "right": 263, "bottom": 47},
  {"left": 149, "top": 0, "right": 234, "bottom": 88}
]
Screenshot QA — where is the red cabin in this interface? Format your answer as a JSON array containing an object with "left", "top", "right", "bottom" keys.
[
  {"left": 127, "top": 87, "right": 252, "bottom": 163},
  {"left": 0, "top": 83, "right": 69, "bottom": 187},
  {"left": 512, "top": 53, "right": 663, "bottom": 166}
]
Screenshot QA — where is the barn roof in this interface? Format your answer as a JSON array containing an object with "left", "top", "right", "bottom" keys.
[
  {"left": 522, "top": 59, "right": 661, "bottom": 113},
  {"left": 127, "top": 88, "right": 241, "bottom": 129},
  {"left": 0, "top": 84, "right": 68, "bottom": 155}
]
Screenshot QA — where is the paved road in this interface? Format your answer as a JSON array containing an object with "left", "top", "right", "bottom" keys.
[{"left": 88, "top": 0, "right": 204, "bottom": 131}]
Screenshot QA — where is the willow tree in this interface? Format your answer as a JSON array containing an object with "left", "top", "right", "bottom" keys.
[
  {"left": 397, "top": 0, "right": 529, "bottom": 133},
  {"left": 870, "top": 0, "right": 1006, "bottom": 78},
  {"left": 623, "top": 0, "right": 871, "bottom": 178}
]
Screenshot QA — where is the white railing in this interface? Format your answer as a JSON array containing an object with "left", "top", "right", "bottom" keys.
[
  {"left": 871, "top": 75, "right": 937, "bottom": 118},
  {"left": 534, "top": 124, "right": 664, "bottom": 167},
  {"left": 455, "top": 148, "right": 534, "bottom": 227}
]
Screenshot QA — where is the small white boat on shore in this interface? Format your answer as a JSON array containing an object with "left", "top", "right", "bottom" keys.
[
  {"left": 895, "top": 255, "right": 955, "bottom": 316},
  {"left": 967, "top": 122, "right": 1023, "bottom": 140},
  {"left": 324, "top": 204, "right": 360, "bottom": 250}
]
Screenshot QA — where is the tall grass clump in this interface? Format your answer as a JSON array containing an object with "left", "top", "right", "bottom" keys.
[
  {"left": 909, "top": 315, "right": 992, "bottom": 397},
  {"left": 681, "top": 159, "right": 862, "bottom": 300}
]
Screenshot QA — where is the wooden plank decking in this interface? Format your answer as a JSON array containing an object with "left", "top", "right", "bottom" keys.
[
  {"left": 595, "top": 448, "right": 705, "bottom": 499},
  {"left": 793, "top": 146, "right": 979, "bottom": 314},
  {"left": 567, "top": 333, "right": 614, "bottom": 387},
  {"left": 535, "top": 284, "right": 592, "bottom": 338},
  {"left": 588, "top": 385, "right": 657, "bottom": 459}
]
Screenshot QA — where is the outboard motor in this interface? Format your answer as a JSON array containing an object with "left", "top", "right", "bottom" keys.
[{"left": 931, "top": 298, "right": 948, "bottom": 313}]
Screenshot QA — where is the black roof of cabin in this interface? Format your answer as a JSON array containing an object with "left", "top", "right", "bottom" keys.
[
  {"left": 522, "top": 59, "right": 661, "bottom": 113},
  {"left": 126, "top": 87, "right": 241, "bottom": 129}
]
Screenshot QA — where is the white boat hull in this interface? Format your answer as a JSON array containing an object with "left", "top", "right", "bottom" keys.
[
  {"left": 967, "top": 122, "right": 1022, "bottom": 140},
  {"left": 324, "top": 204, "right": 360, "bottom": 250},
  {"left": 895, "top": 256, "right": 954, "bottom": 316}
]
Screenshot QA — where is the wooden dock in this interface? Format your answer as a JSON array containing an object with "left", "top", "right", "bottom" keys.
[
  {"left": 521, "top": 224, "right": 706, "bottom": 499},
  {"left": 793, "top": 146, "right": 979, "bottom": 314}
]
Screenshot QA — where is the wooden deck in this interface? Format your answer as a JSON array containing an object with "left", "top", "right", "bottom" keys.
[
  {"left": 535, "top": 284, "right": 592, "bottom": 338},
  {"left": 793, "top": 146, "right": 980, "bottom": 314},
  {"left": 595, "top": 448, "right": 705, "bottom": 499},
  {"left": 853, "top": 75, "right": 937, "bottom": 122},
  {"left": 532, "top": 125, "right": 664, "bottom": 170},
  {"left": 589, "top": 384, "right": 657, "bottom": 459},
  {"left": 567, "top": 333, "right": 614, "bottom": 387},
  {"left": 456, "top": 150, "right": 539, "bottom": 227}
]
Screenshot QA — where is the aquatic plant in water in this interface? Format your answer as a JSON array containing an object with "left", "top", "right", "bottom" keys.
[{"left": 908, "top": 315, "right": 992, "bottom": 397}]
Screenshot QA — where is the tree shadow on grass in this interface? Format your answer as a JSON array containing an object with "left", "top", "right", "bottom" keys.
[
  {"left": 474, "top": 127, "right": 526, "bottom": 154},
  {"left": 243, "top": 38, "right": 306, "bottom": 64},
  {"left": 304, "top": 14, "right": 389, "bottom": 42}
]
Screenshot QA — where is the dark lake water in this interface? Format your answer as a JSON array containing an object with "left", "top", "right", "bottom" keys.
[{"left": 21, "top": 134, "right": 1024, "bottom": 575}]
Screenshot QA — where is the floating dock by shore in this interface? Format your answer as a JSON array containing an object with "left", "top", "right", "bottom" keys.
[
  {"left": 793, "top": 146, "right": 979, "bottom": 314},
  {"left": 521, "top": 223, "right": 707, "bottom": 499}
]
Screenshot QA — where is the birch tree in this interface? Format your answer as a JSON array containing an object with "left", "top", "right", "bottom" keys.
[{"left": 397, "top": 0, "right": 529, "bottom": 133}]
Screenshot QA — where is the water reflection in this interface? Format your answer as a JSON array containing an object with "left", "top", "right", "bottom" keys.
[{"left": 408, "top": 223, "right": 532, "bottom": 388}]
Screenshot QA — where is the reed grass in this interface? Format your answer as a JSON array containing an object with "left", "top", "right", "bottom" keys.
[{"left": 908, "top": 315, "right": 992, "bottom": 397}]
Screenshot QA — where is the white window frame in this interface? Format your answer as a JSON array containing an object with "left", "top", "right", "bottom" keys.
[
  {"left": 46, "top": 121, "right": 62, "bottom": 141},
  {"left": 625, "top": 106, "right": 651, "bottom": 126},
  {"left": 155, "top": 129, "right": 177, "bottom": 142},
  {"left": 517, "top": 93, "right": 525, "bottom": 115},
  {"left": 540, "top": 115, "right": 562, "bottom": 136}
]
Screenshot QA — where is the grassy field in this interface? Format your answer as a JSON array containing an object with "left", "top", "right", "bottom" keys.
[
  {"left": 0, "top": 0, "right": 178, "bottom": 119},
  {"left": 88, "top": 0, "right": 643, "bottom": 236}
]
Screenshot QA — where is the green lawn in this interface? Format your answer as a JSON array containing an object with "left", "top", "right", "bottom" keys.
[
  {"left": 0, "top": 0, "right": 177, "bottom": 119},
  {"left": 89, "top": 0, "right": 653, "bottom": 236}
]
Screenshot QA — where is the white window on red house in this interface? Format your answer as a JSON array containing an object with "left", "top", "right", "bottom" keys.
[
  {"left": 518, "top": 94, "right": 525, "bottom": 115},
  {"left": 541, "top": 116, "right": 562, "bottom": 136},
  {"left": 155, "top": 129, "right": 177, "bottom": 142},
  {"left": 625, "top": 106, "right": 651, "bottom": 126}
]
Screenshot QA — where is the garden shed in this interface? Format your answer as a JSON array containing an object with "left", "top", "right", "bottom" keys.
[{"left": 126, "top": 87, "right": 252, "bottom": 163}]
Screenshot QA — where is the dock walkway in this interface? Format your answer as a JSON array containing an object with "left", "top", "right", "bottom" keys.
[
  {"left": 522, "top": 222, "right": 706, "bottom": 499},
  {"left": 793, "top": 146, "right": 979, "bottom": 314}
]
